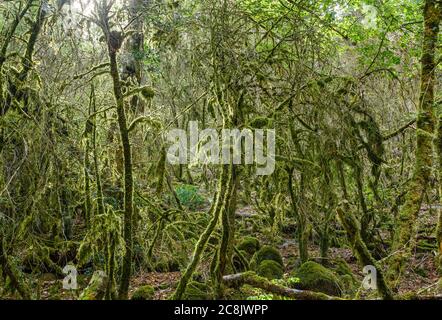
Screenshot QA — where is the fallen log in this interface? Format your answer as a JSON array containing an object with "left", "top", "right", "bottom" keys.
[{"left": 222, "top": 272, "right": 340, "bottom": 300}]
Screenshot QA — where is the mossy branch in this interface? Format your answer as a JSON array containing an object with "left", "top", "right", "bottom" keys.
[
  {"left": 123, "top": 86, "right": 155, "bottom": 100},
  {"left": 223, "top": 272, "right": 340, "bottom": 300},
  {"left": 128, "top": 116, "right": 162, "bottom": 133},
  {"left": 73, "top": 63, "right": 110, "bottom": 80}
]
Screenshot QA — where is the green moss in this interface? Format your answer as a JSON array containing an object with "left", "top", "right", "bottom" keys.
[
  {"left": 291, "top": 261, "right": 342, "bottom": 296},
  {"left": 232, "top": 250, "right": 249, "bottom": 272},
  {"left": 285, "top": 257, "right": 301, "bottom": 271},
  {"left": 333, "top": 258, "right": 354, "bottom": 278},
  {"left": 131, "top": 285, "right": 155, "bottom": 300},
  {"left": 417, "top": 239, "right": 437, "bottom": 252},
  {"left": 152, "top": 256, "right": 181, "bottom": 273},
  {"left": 237, "top": 237, "right": 260, "bottom": 256},
  {"left": 249, "top": 117, "right": 270, "bottom": 129},
  {"left": 141, "top": 86, "right": 155, "bottom": 100},
  {"left": 339, "top": 274, "right": 357, "bottom": 295},
  {"left": 79, "top": 271, "right": 107, "bottom": 300},
  {"left": 250, "top": 246, "right": 283, "bottom": 269},
  {"left": 39, "top": 273, "right": 57, "bottom": 282},
  {"left": 182, "top": 281, "right": 213, "bottom": 300},
  {"left": 191, "top": 272, "right": 204, "bottom": 282},
  {"left": 256, "top": 260, "right": 283, "bottom": 280}
]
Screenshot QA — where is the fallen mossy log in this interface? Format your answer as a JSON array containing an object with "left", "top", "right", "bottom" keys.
[{"left": 222, "top": 272, "right": 340, "bottom": 300}]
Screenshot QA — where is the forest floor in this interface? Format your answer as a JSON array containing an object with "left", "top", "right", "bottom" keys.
[
  {"left": 124, "top": 243, "right": 439, "bottom": 300},
  {"left": 33, "top": 205, "right": 441, "bottom": 300},
  {"left": 124, "top": 205, "right": 440, "bottom": 300}
]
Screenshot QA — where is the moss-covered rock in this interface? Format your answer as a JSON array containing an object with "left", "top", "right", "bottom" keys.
[
  {"left": 332, "top": 258, "right": 357, "bottom": 295},
  {"left": 182, "top": 281, "right": 213, "bottom": 300},
  {"left": 237, "top": 237, "right": 260, "bottom": 256},
  {"left": 131, "top": 285, "right": 155, "bottom": 300},
  {"left": 250, "top": 246, "right": 283, "bottom": 269},
  {"left": 291, "top": 261, "right": 342, "bottom": 296},
  {"left": 257, "top": 260, "right": 283, "bottom": 280}
]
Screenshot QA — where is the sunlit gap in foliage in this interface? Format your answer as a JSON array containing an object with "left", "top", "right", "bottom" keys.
[{"left": 70, "top": 0, "right": 123, "bottom": 17}]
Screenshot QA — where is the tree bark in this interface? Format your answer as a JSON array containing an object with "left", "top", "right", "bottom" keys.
[
  {"left": 389, "top": 0, "right": 441, "bottom": 284},
  {"left": 98, "top": 2, "right": 135, "bottom": 299}
]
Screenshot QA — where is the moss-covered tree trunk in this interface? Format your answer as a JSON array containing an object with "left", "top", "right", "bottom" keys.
[
  {"left": 438, "top": 116, "right": 442, "bottom": 274},
  {"left": 437, "top": 88, "right": 442, "bottom": 274},
  {"left": 288, "top": 167, "right": 309, "bottom": 263},
  {"left": 3, "top": 0, "right": 46, "bottom": 116},
  {"left": 214, "top": 164, "right": 237, "bottom": 297},
  {"left": 0, "top": 238, "right": 31, "bottom": 299},
  {"left": 0, "top": 0, "right": 34, "bottom": 123},
  {"left": 389, "top": 0, "right": 441, "bottom": 283},
  {"left": 0, "top": 0, "right": 34, "bottom": 75},
  {"left": 337, "top": 204, "right": 393, "bottom": 300},
  {"left": 172, "top": 163, "right": 234, "bottom": 300},
  {"left": 110, "top": 48, "right": 134, "bottom": 301},
  {"left": 98, "top": 2, "right": 134, "bottom": 299}
]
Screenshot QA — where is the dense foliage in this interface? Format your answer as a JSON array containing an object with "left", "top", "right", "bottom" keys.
[{"left": 0, "top": 0, "right": 441, "bottom": 300}]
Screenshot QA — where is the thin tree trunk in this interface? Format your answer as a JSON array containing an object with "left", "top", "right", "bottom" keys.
[
  {"left": 337, "top": 205, "right": 393, "bottom": 300},
  {"left": 99, "top": 2, "right": 135, "bottom": 299},
  {"left": 109, "top": 49, "right": 134, "bottom": 300},
  {"left": 288, "top": 168, "right": 309, "bottom": 263},
  {"left": 172, "top": 164, "right": 233, "bottom": 300}
]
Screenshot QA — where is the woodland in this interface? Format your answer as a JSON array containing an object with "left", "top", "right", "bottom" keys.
[{"left": 1, "top": 0, "right": 442, "bottom": 301}]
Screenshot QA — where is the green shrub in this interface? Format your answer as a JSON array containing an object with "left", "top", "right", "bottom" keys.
[{"left": 175, "top": 184, "right": 205, "bottom": 210}]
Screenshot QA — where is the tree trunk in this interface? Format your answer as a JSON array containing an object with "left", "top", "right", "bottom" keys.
[
  {"left": 99, "top": 3, "right": 135, "bottom": 299},
  {"left": 172, "top": 164, "right": 234, "bottom": 300},
  {"left": 337, "top": 205, "right": 393, "bottom": 300},
  {"left": 389, "top": 0, "right": 441, "bottom": 284}
]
